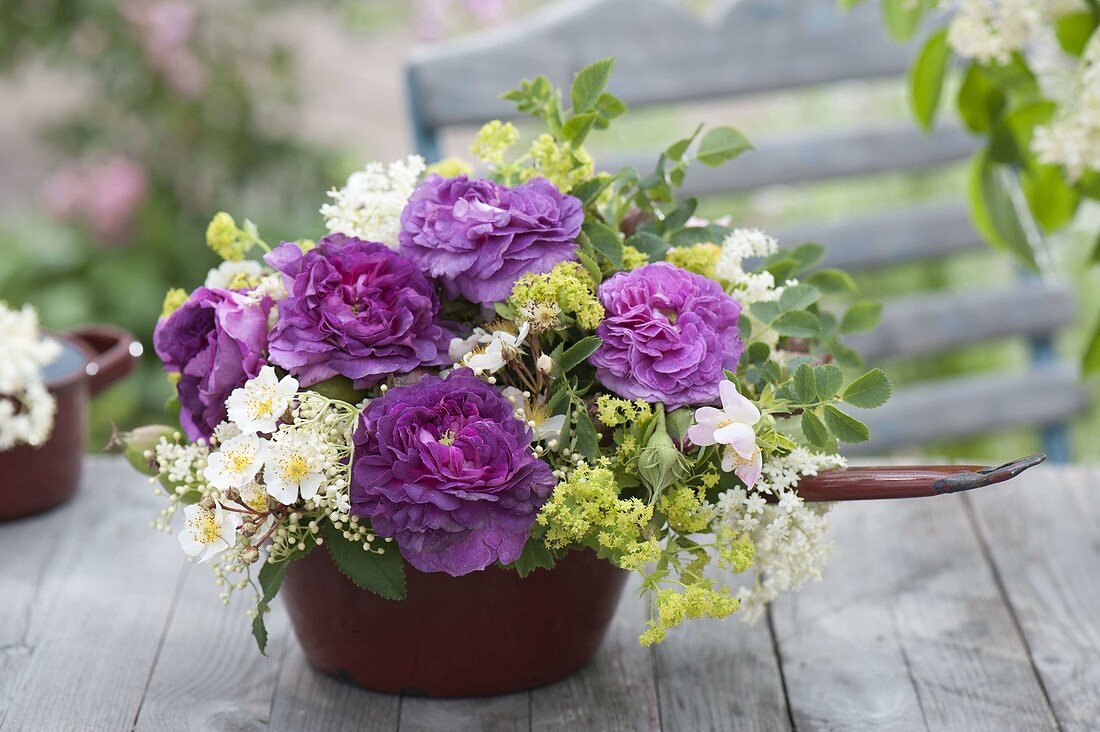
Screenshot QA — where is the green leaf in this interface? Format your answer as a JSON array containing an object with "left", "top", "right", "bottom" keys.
[
  {"left": 764, "top": 242, "right": 826, "bottom": 280},
  {"left": 512, "top": 537, "right": 556, "bottom": 578},
  {"left": 958, "top": 65, "right": 1006, "bottom": 133},
  {"left": 1021, "top": 162, "right": 1080, "bottom": 232},
  {"left": 840, "top": 301, "right": 882, "bottom": 334},
  {"left": 813, "top": 363, "right": 844, "bottom": 400},
  {"left": 559, "top": 336, "right": 602, "bottom": 372},
  {"left": 806, "top": 268, "right": 858, "bottom": 294},
  {"left": 584, "top": 221, "right": 624, "bottom": 269},
  {"left": 626, "top": 231, "right": 668, "bottom": 261},
  {"left": 750, "top": 301, "right": 781, "bottom": 326},
  {"left": 779, "top": 284, "right": 821, "bottom": 313},
  {"left": 571, "top": 176, "right": 615, "bottom": 207},
  {"left": 696, "top": 126, "right": 753, "bottom": 166},
  {"left": 666, "top": 124, "right": 703, "bottom": 162},
  {"left": 967, "top": 150, "right": 1038, "bottom": 268},
  {"left": 562, "top": 112, "right": 598, "bottom": 146},
  {"left": 746, "top": 341, "right": 771, "bottom": 364},
  {"left": 1085, "top": 314, "right": 1100, "bottom": 373},
  {"left": 577, "top": 249, "right": 603, "bottom": 285},
  {"left": 573, "top": 408, "right": 600, "bottom": 459},
  {"left": 801, "top": 410, "right": 831, "bottom": 448},
  {"left": 842, "top": 368, "right": 893, "bottom": 408},
  {"left": 322, "top": 523, "right": 406, "bottom": 600},
  {"left": 663, "top": 198, "right": 697, "bottom": 232},
  {"left": 773, "top": 310, "right": 820, "bottom": 338},
  {"left": 823, "top": 405, "right": 870, "bottom": 443},
  {"left": 251, "top": 558, "right": 290, "bottom": 654},
  {"left": 792, "top": 363, "right": 817, "bottom": 404},
  {"left": 883, "top": 0, "right": 928, "bottom": 41},
  {"left": 910, "top": 28, "right": 951, "bottom": 131},
  {"left": 1054, "top": 11, "right": 1098, "bottom": 57},
  {"left": 310, "top": 376, "right": 366, "bottom": 404},
  {"left": 827, "top": 338, "right": 864, "bottom": 369},
  {"left": 571, "top": 58, "right": 616, "bottom": 114}
]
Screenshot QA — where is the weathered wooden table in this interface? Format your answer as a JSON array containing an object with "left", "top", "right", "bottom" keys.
[{"left": 2, "top": 457, "right": 1097, "bottom": 731}]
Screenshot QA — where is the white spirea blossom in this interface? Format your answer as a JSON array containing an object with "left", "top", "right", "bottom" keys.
[
  {"left": 178, "top": 503, "right": 241, "bottom": 562},
  {"left": 203, "top": 431, "right": 267, "bottom": 490},
  {"left": 321, "top": 155, "right": 427, "bottom": 247},
  {"left": 449, "top": 322, "right": 531, "bottom": 375},
  {"left": 0, "top": 303, "right": 61, "bottom": 451},
  {"left": 226, "top": 366, "right": 298, "bottom": 434},
  {"left": 947, "top": 0, "right": 1042, "bottom": 65},
  {"left": 716, "top": 448, "right": 846, "bottom": 623},
  {"left": 1033, "top": 33, "right": 1100, "bottom": 181},
  {"left": 263, "top": 431, "right": 325, "bottom": 505},
  {"left": 715, "top": 228, "right": 789, "bottom": 305}
]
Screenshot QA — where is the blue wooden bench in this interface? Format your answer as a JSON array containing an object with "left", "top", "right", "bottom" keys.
[{"left": 405, "top": 0, "right": 1088, "bottom": 459}]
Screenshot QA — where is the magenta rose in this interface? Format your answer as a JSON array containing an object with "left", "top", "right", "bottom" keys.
[
  {"left": 589, "top": 262, "right": 744, "bottom": 409},
  {"left": 350, "top": 369, "right": 556, "bottom": 576},
  {"left": 153, "top": 287, "right": 271, "bottom": 440},
  {"left": 265, "top": 235, "right": 451, "bottom": 388},
  {"left": 398, "top": 175, "right": 582, "bottom": 305}
]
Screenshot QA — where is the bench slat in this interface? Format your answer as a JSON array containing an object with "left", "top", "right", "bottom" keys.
[
  {"left": 408, "top": 0, "right": 912, "bottom": 130},
  {"left": 846, "top": 362, "right": 1089, "bottom": 454},
  {"left": 602, "top": 126, "right": 974, "bottom": 196},
  {"left": 775, "top": 202, "right": 984, "bottom": 270},
  {"left": 847, "top": 281, "right": 1076, "bottom": 361}
]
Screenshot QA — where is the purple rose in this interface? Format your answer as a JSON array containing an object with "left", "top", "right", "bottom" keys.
[
  {"left": 266, "top": 235, "right": 450, "bottom": 388},
  {"left": 153, "top": 287, "right": 271, "bottom": 441},
  {"left": 351, "top": 369, "right": 556, "bottom": 576},
  {"left": 399, "top": 175, "right": 582, "bottom": 305},
  {"left": 589, "top": 262, "right": 744, "bottom": 409}
]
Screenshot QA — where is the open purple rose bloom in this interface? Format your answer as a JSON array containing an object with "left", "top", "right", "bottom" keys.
[
  {"left": 351, "top": 369, "right": 556, "bottom": 576},
  {"left": 153, "top": 287, "right": 271, "bottom": 441},
  {"left": 266, "top": 235, "right": 451, "bottom": 388},
  {"left": 399, "top": 174, "right": 582, "bottom": 305},
  {"left": 589, "top": 262, "right": 744, "bottom": 409}
]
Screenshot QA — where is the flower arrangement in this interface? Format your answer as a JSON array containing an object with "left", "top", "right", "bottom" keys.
[
  {"left": 0, "top": 303, "right": 60, "bottom": 452},
  {"left": 124, "top": 60, "right": 895, "bottom": 651}
]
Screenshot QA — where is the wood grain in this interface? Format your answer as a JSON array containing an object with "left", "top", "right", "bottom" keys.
[
  {"left": 968, "top": 467, "right": 1100, "bottom": 731},
  {"left": 399, "top": 693, "right": 529, "bottom": 732},
  {"left": 530, "top": 574, "right": 661, "bottom": 732},
  {"left": 770, "top": 492, "right": 1058, "bottom": 731},
  {"left": 133, "top": 565, "right": 289, "bottom": 731},
  {"left": 267, "top": 641, "right": 401, "bottom": 732},
  {"left": 0, "top": 458, "right": 188, "bottom": 731},
  {"left": 654, "top": 592, "right": 791, "bottom": 732}
]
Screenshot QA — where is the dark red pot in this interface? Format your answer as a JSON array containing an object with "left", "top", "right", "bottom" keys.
[
  {"left": 0, "top": 325, "right": 139, "bottom": 521},
  {"left": 282, "top": 547, "right": 629, "bottom": 697}
]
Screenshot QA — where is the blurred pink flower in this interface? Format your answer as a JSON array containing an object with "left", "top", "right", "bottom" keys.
[
  {"left": 414, "top": 0, "right": 512, "bottom": 40},
  {"left": 43, "top": 158, "right": 149, "bottom": 244},
  {"left": 121, "top": 0, "right": 209, "bottom": 98}
]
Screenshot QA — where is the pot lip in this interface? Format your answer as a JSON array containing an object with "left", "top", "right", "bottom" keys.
[{"left": 42, "top": 332, "right": 95, "bottom": 392}]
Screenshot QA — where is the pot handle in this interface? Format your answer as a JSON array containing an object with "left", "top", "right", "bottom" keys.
[{"left": 66, "top": 324, "right": 142, "bottom": 396}]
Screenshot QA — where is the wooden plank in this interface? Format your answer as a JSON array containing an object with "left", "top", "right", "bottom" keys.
[
  {"left": 133, "top": 565, "right": 289, "bottom": 731},
  {"left": 0, "top": 457, "right": 188, "bottom": 731},
  {"left": 848, "top": 281, "right": 1075, "bottom": 362},
  {"left": 654, "top": 582, "right": 791, "bottom": 732},
  {"left": 967, "top": 467, "right": 1100, "bottom": 731},
  {"left": 775, "top": 202, "right": 984, "bottom": 271},
  {"left": 770, "top": 493, "right": 1058, "bottom": 730},
  {"left": 398, "top": 693, "right": 529, "bottom": 732},
  {"left": 530, "top": 573, "right": 660, "bottom": 731},
  {"left": 409, "top": 0, "right": 912, "bottom": 130},
  {"left": 0, "top": 480, "right": 79, "bottom": 722},
  {"left": 848, "top": 362, "right": 1090, "bottom": 455},
  {"left": 673, "top": 125, "right": 974, "bottom": 195},
  {"left": 267, "top": 640, "right": 401, "bottom": 732}
]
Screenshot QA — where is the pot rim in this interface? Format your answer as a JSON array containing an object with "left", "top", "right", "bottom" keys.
[{"left": 42, "top": 332, "right": 95, "bottom": 393}]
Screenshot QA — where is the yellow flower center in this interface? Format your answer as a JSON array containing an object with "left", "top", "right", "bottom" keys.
[
  {"left": 189, "top": 511, "right": 221, "bottom": 545},
  {"left": 281, "top": 454, "right": 311, "bottom": 484},
  {"left": 249, "top": 396, "right": 275, "bottom": 419},
  {"left": 226, "top": 448, "right": 254, "bottom": 473},
  {"left": 438, "top": 430, "right": 457, "bottom": 446}
]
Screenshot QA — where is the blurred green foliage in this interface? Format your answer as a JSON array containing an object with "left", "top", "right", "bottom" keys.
[{"left": 0, "top": 0, "right": 339, "bottom": 446}]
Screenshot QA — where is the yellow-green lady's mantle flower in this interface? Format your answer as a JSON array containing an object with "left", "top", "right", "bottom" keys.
[
  {"left": 426, "top": 156, "right": 474, "bottom": 178},
  {"left": 470, "top": 120, "right": 519, "bottom": 166},
  {"left": 509, "top": 261, "right": 604, "bottom": 331},
  {"left": 206, "top": 211, "right": 264, "bottom": 261}
]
